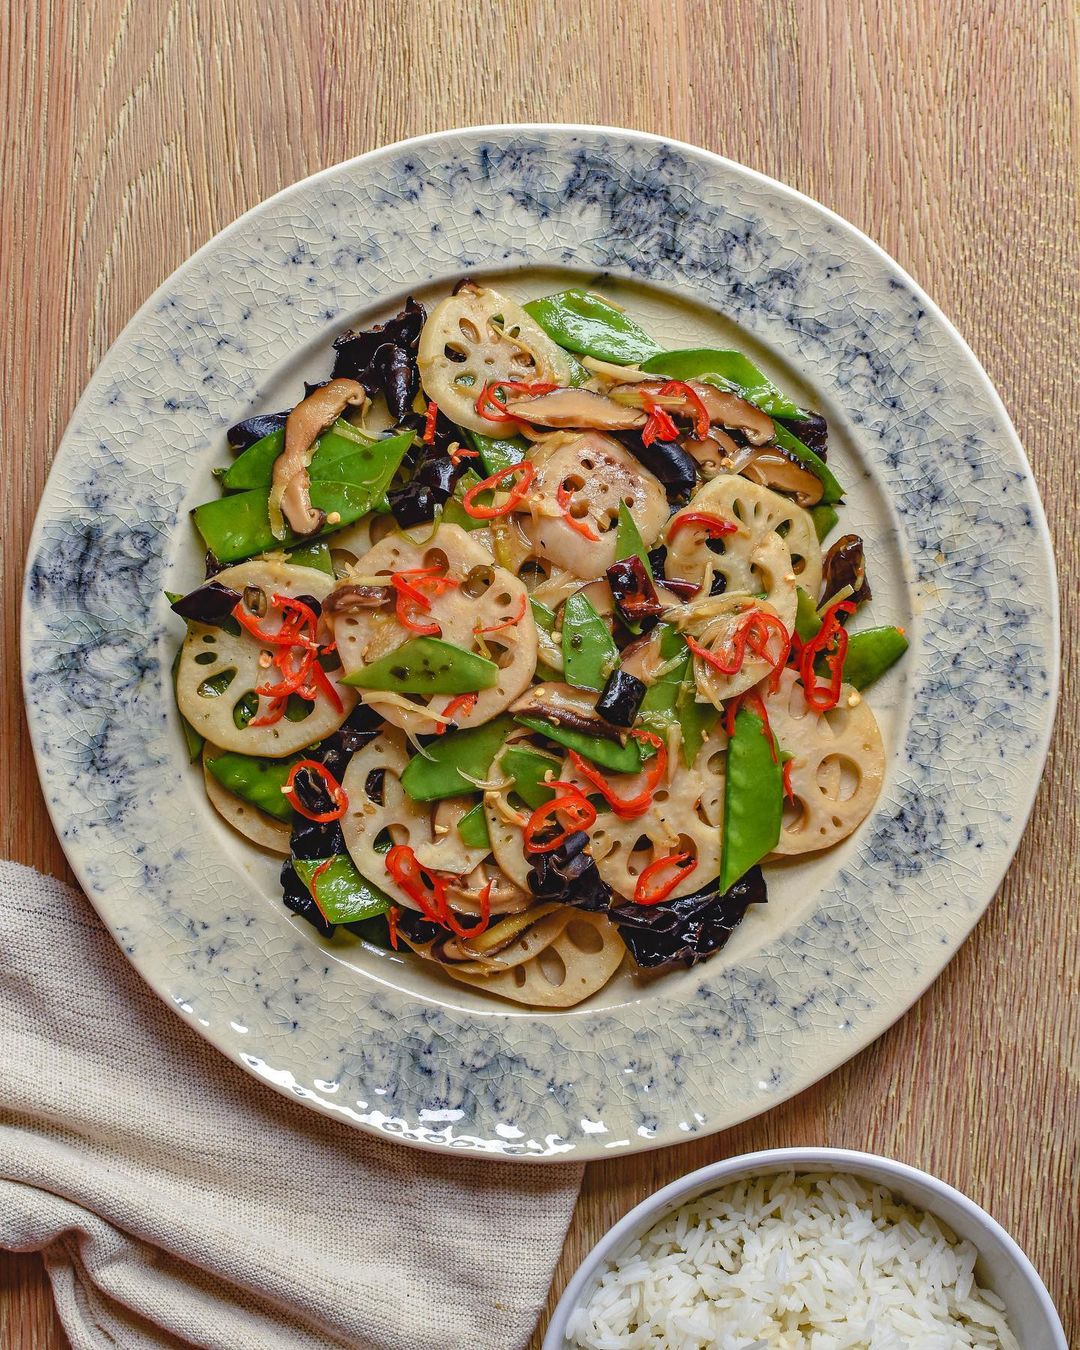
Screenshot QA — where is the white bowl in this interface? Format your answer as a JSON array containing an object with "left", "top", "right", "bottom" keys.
[{"left": 544, "top": 1147, "right": 1067, "bottom": 1349}]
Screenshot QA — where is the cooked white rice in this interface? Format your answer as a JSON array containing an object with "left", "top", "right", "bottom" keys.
[{"left": 565, "top": 1172, "right": 1019, "bottom": 1349}]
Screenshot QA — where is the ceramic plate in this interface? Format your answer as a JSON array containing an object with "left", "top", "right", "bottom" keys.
[{"left": 23, "top": 126, "right": 1058, "bottom": 1159}]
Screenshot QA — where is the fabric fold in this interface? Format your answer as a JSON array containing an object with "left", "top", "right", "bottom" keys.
[{"left": 0, "top": 861, "right": 580, "bottom": 1350}]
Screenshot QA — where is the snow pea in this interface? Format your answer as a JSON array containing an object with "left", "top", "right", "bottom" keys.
[
  {"left": 615, "top": 501, "right": 654, "bottom": 579},
  {"left": 562, "top": 593, "right": 619, "bottom": 691},
  {"left": 501, "top": 746, "right": 560, "bottom": 809},
  {"left": 286, "top": 539, "right": 334, "bottom": 574},
  {"left": 719, "top": 707, "right": 782, "bottom": 891},
  {"left": 465, "top": 430, "right": 528, "bottom": 474},
  {"left": 640, "top": 348, "right": 803, "bottom": 419},
  {"left": 171, "top": 649, "right": 204, "bottom": 762},
  {"left": 456, "top": 801, "right": 491, "bottom": 849},
  {"left": 220, "top": 420, "right": 376, "bottom": 492},
  {"left": 400, "top": 715, "right": 515, "bottom": 801},
  {"left": 842, "top": 627, "right": 908, "bottom": 690},
  {"left": 523, "top": 288, "right": 662, "bottom": 365},
  {"left": 292, "top": 855, "right": 391, "bottom": 925},
  {"left": 341, "top": 637, "right": 498, "bottom": 695},
  {"left": 811, "top": 503, "right": 839, "bottom": 542},
  {"left": 529, "top": 598, "right": 556, "bottom": 633},
  {"left": 441, "top": 470, "right": 488, "bottom": 532},
  {"left": 192, "top": 431, "right": 413, "bottom": 564},
  {"left": 675, "top": 679, "right": 717, "bottom": 769},
  {"left": 636, "top": 624, "right": 716, "bottom": 767},
  {"left": 514, "top": 716, "right": 641, "bottom": 773},
  {"left": 794, "top": 586, "right": 823, "bottom": 643},
  {"left": 770, "top": 422, "right": 844, "bottom": 505},
  {"left": 205, "top": 752, "right": 296, "bottom": 823}
]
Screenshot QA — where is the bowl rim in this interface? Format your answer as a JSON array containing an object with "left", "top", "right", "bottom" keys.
[{"left": 543, "top": 1145, "right": 1068, "bottom": 1348}]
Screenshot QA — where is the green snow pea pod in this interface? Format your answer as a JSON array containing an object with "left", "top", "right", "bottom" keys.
[
  {"left": 719, "top": 707, "right": 782, "bottom": 891},
  {"left": 292, "top": 855, "right": 391, "bottom": 925},
  {"left": 811, "top": 503, "right": 839, "bottom": 542},
  {"left": 841, "top": 627, "right": 909, "bottom": 690},
  {"left": 562, "top": 593, "right": 619, "bottom": 692},
  {"left": 529, "top": 598, "right": 556, "bottom": 633},
  {"left": 794, "top": 586, "right": 823, "bottom": 643},
  {"left": 192, "top": 432, "right": 413, "bottom": 564},
  {"left": 400, "top": 715, "right": 515, "bottom": 802},
  {"left": 514, "top": 716, "right": 641, "bottom": 773},
  {"left": 639, "top": 348, "right": 803, "bottom": 419},
  {"left": 465, "top": 430, "right": 528, "bottom": 475},
  {"left": 205, "top": 752, "right": 296, "bottom": 823},
  {"left": 341, "top": 637, "right": 498, "bottom": 695},
  {"left": 456, "top": 801, "right": 491, "bottom": 850},
  {"left": 632, "top": 624, "right": 714, "bottom": 766},
  {"left": 220, "top": 420, "right": 376, "bottom": 492},
  {"left": 171, "top": 649, "right": 204, "bottom": 762},
  {"left": 614, "top": 501, "right": 654, "bottom": 579},
  {"left": 675, "top": 677, "right": 717, "bottom": 769},
  {"left": 770, "top": 422, "right": 844, "bottom": 505},
  {"left": 440, "top": 470, "right": 488, "bottom": 532},
  {"left": 523, "top": 288, "right": 662, "bottom": 365},
  {"left": 500, "top": 746, "right": 560, "bottom": 810},
  {"left": 286, "top": 539, "right": 334, "bottom": 574}
]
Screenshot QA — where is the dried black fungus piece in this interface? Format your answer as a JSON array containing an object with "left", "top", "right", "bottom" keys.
[
  {"left": 618, "top": 431, "right": 698, "bottom": 502},
  {"left": 170, "top": 580, "right": 241, "bottom": 627},
  {"left": 611, "top": 866, "right": 767, "bottom": 969},
  {"left": 821, "top": 534, "right": 871, "bottom": 610},
  {"left": 607, "top": 556, "right": 664, "bottom": 626},
  {"left": 226, "top": 412, "right": 289, "bottom": 452},
  {"left": 332, "top": 298, "right": 426, "bottom": 422},
  {"left": 393, "top": 908, "right": 445, "bottom": 945},
  {"left": 595, "top": 669, "right": 647, "bottom": 727},
  {"left": 776, "top": 411, "right": 828, "bottom": 459},
  {"left": 385, "top": 407, "right": 471, "bottom": 527},
  {"left": 280, "top": 703, "right": 385, "bottom": 937},
  {"left": 280, "top": 858, "right": 335, "bottom": 937},
  {"left": 527, "top": 831, "right": 612, "bottom": 913}
]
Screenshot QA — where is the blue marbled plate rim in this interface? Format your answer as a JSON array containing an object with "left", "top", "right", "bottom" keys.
[{"left": 22, "top": 126, "right": 1059, "bottom": 1161}]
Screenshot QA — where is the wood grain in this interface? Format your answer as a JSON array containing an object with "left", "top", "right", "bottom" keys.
[{"left": 2, "top": 1, "right": 1077, "bottom": 1345}]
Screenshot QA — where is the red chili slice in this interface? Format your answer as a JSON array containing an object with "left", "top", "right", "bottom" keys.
[
  {"left": 555, "top": 482, "right": 600, "bottom": 541},
  {"left": 474, "top": 380, "right": 558, "bottom": 423},
  {"left": 633, "top": 851, "right": 697, "bottom": 905},
  {"left": 667, "top": 511, "right": 739, "bottom": 543},
  {"left": 443, "top": 879, "right": 491, "bottom": 940},
  {"left": 387, "top": 904, "right": 401, "bottom": 950},
  {"left": 639, "top": 390, "right": 680, "bottom": 447},
  {"left": 423, "top": 401, "right": 439, "bottom": 444},
  {"left": 658, "top": 380, "right": 710, "bottom": 440},
  {"left": 523, "top": 786, "right": 597, "bottom": 853},
  {"left": 436, "top": 692, "right": 478, "bottom": 733},
  {"left": 384, "top": 844, "right": 448, "bottom": 923},
  {"left": 474, "top": 591, "right": 527, "bottom": 635},
  {"left": 284, "top": 760, "right": 348, "bottom": 822},
  {"left": 462, "top": 461, "right": 534, "bottom": 519},
  {"left": 800, "top": 600, "right": 856, "bottom": 711},
  {"left": 309, "top": 858, "right": 335, "bottom": 923},
  {"left": 567, "top": 729, "right": 668, "bottom": 820}
]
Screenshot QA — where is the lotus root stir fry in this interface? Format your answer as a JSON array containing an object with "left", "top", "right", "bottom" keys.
[{"left": 171, "top": 282, "right": 906, "bottom": 1008}]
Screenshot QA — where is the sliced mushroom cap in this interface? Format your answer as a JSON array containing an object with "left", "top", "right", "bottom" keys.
[
  {"left": 510, "top": 680, "right": 624, "bottom": 742},
  {"left": 503, "top": 387, "right": 647, "bottom": 431},
  {"left": 689, "top": 381, "right": 775, "bottom": 445},
  {"left": 682, "top": 428, "right": 744, "bottom": 479},
  {"left": 737, "top": 446, "right": 824, "bottom": 507},
  {"left": 270, "top": 378, "right": 367, "bottom": 537}
]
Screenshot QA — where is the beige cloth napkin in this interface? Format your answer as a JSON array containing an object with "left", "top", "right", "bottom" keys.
[{"left": 0, "top": 861, "right": 581, "bottom": 1349}]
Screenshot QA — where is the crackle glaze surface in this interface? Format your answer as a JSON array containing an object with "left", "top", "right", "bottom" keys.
[{"left": 22, "top": 127, "right": 1058, "bottom": 1159}]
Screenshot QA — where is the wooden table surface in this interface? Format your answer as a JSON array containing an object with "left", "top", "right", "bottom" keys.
[{"left": 3, "top": 2, "right": 1077, "bottom": 1345}]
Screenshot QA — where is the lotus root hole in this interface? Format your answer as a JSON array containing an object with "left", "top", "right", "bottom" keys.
[
  {"left": 538, "top": 948, "right": 566, "bottom": 987},
  {"left": 566, "top": 920, "right": 605, "bottom": 954}
]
